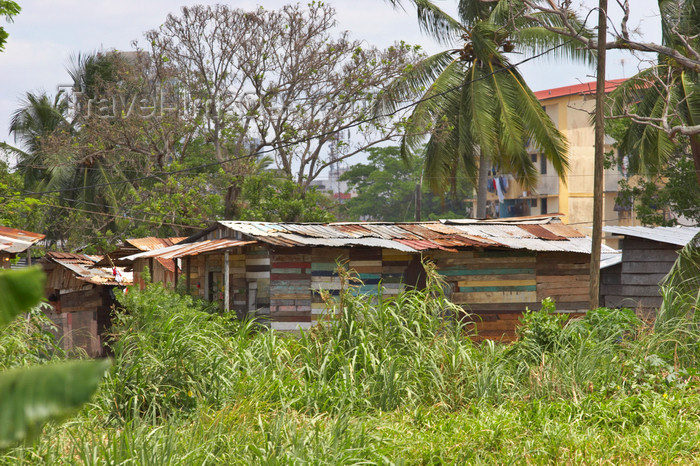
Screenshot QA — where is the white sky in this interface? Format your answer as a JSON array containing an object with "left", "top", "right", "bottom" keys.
[{"left": 0, "top": 0, "right": 661, "bottom": 160}]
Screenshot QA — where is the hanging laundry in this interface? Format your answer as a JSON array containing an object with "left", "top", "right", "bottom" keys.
[
  {"left": 498, "top": 176, "right": 507, "bottom": 193},
  {"left": 495, "top": 177, "right": 505, "bottom": 202}
]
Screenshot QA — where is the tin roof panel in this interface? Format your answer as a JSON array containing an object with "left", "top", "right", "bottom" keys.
[{"left": 604, "top": 226, "right": 700, "bottom": 247}]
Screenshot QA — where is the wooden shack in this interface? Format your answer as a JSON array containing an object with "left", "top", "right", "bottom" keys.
[
  {"left": 95, "top": 237, "right": 185, "bottom": 289},
  {"left": 124, "top": 216, "right": 609, "bottom": 340},
  {"left": 0, "top": 225, "right": 44, "bottom": 268},
  {"left": 39, "top": 252, "right": 133, "bottom": 356},
  {"left": 601, "top": 226, "right": 700, "bottom": 316}
]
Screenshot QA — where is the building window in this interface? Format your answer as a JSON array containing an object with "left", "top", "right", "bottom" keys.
[
  {"left": 540, "top": 154, "right": 547, "bottom": 175},
  {"left": 530, "top": 153, "right": 537, "bottom": 163},
  {"left": 541, "top": 197, "right": 548, "bottom": 214}
]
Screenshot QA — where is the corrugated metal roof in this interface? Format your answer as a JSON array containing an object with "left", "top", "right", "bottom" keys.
[
  {"left": 122, "top": 239, "right": 257, "bottom": 261},
  {"left": 43, "top": 252, "right": 133, "bottom": 286},
  {"left": 126, "top": 237, "right": 186, "bottom": 251},
  {"left": 209, "top": 217, "right": 604, "bottom": 255},
  {"left": 603, "top": 226, "right": 700, "bottom": 247},
  {"left": 601, "top": 252, "right": 623, "bottom": 269},
  {"left": 0, "top": 226, "right": 45, "bottom": 254}
]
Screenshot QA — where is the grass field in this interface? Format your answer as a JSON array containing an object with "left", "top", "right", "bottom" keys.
[{"left": 1, "top": 258, "right": 699, "bottom": 464}]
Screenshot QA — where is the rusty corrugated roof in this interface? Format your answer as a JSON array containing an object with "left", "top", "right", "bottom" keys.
[
  {"left": 119, "top": 216, "right": 613, "bottom": 261},
  {"left": 43, "top": 251, "right": 133, "bottom": 286},
  {"left": 122, "top": 239, "right": 257, "bottom": 261},
  {"left": 207, "top": 216, "right": 613, "bottom": 255},
  {"left": 0, "top": 226, "right": 45, "bottom": 254},
  {"left": 126, "top": 237, "right": 186, "bottom": 251}
]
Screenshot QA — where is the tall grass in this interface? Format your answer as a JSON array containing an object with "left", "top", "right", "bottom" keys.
[{"left": 3, "top": 249, "right": 700, "bottom": 463}]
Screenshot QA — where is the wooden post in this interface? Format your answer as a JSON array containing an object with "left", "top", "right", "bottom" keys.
[
  {"left": 173, "top": 258, "right": 178, "bottom": 290},
  {"left": 185, "top": 256, "right": 191, "bottom": 294},
  {"left": 590, "top": 0, "right": 608, "bottom": 310},
  {"left": 223, "top": 250, "right": 230, "bottom": 312}
]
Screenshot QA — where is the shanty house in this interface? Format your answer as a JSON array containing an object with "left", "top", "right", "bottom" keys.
[
  {"left": 95, "top": 236, "right": 185, "bottom": 288},
  {"left": 601, "top": 226, "right": 700, "bottom": 315},
  {"left": 40, "top": 252, "right": 132, "bottom": 356},
  {"left": 124, "top": 216, "right": 611, "bottom": 340},
  {"left": 0, "top": 225, "right": 44, "bottom": 268}
]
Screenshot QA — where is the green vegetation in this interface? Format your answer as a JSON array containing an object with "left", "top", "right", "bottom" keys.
[
  {"left": 2, "top": 251, "right": 700, "bottom": 463},
  {"left": 0, "top": 267, "right": 109, "bottom": 451},
  {"left": 340, "top": 146, "right": 473, "bottom": 221}
]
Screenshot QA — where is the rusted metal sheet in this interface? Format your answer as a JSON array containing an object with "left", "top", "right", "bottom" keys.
[
  {"left": 396, "top": 239, "right": 455, "bottom": 251},
  {"left": 399, "top": 224, "right": 444, "bottom": 240},
  {"left": 519, "top": 224, "right": 567, "bottom": 240},
  {"left": 122, "top": 239, "right": 257, "bottom": 261},
  {"left": 542, "top": 224, "right": 586, "bottom": 238},
  {"left": 421, "top": 223, "right": 462, "bottom": 235},
  {"left": 331, "top": 224, "right": 374, "bottom": 237},
  {"left": 159, "top": 216, "right": 605, "bottom": 257},
  {"left": 43, "top": 252, "right": 133, "bottom": 286},
  {"left": 0, "top": 226, "right": 45, "bottom": 254},
  {"left": 127, "top": 237, "right": 185, "bottom": 251}
]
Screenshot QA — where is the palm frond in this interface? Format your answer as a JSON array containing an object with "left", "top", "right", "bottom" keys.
[
  {"left": 400, "top": 60, "right": 465, "bottom": 162},
  {"left": 412, "top": 0, "right": 465, "bottom": 45},
  {"left": 466, "top": 63, "right": 500, "bottom": 160},
  {"left": 489, "top": 64, "right": 537, "bottom": 187},
  {"left": 373, "top": 50, "right": 457, "bottom": 118},
  {"left": 507, "top": 67, "right": 569, "bottom": 180}
]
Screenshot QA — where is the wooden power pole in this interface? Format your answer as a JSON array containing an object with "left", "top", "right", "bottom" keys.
[{"left": 590, "top": 0, "right": 608, "bottom": 310}]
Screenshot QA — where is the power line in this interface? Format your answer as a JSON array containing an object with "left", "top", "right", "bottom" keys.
[{"left": 4, "top": 33, "right": 585, "bottom": 200}]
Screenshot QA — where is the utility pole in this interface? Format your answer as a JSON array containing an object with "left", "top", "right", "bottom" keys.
[
  {"left": 415, "top": 175, "right": 422, "bottom": 221},
  {"left": 590, "top": 0, "right": 608, "bottom": 310}
]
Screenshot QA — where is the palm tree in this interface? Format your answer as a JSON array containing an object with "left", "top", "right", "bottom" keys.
[
  {"left": 609, "top": 0, "right": 700, "bottom": 186},
  {"left": 377, "top": 1, "right": 591, "bottom": 217},
  {"left": 3, "top": 91, "right": 71, "bottom": 189}
]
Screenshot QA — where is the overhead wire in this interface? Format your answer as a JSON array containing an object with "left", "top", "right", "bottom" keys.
[{"left": 3, "top": 29, "right": 589, "bottom": 200}]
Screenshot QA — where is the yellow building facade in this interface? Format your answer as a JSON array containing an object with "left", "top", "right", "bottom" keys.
[{"left": 482, "top": 79, "right": 639, "bottom": 245}]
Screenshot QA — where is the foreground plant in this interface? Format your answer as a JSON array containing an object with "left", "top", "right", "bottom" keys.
[{"left": 0, "top": 267, "right": 109, "bottom": 450}]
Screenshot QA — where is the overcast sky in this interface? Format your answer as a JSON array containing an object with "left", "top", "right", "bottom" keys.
[{"left": 0, "top": 0, "right": 661, "bottom": 159}]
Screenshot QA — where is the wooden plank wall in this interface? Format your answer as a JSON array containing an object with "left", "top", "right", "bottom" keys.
[
  {"left": 178, "top": 244, "right": 592, "bottom": 340},
  {"left": 269, "top": 247, "right": 311, "bottom": 330},
  {"left": 310, "top": 247, "right": 349, "bottom": 322},
  {"left": 432, "top": 250, "right": 590, "bottom": 341},
  {"left": 133, "top": 259, "right": 175, "bottom": 289},
  {"left": 602, "top": 237, "right": 679, "bottom": 314},
  {"left": 433, "top": 250, "right": 538, "bottom": 341},
  {"left": 535, "top": 252, "right": 589, "bottom": 311},
  {"left": 43, "top": 287, "right": 102, "bottom": 357}
]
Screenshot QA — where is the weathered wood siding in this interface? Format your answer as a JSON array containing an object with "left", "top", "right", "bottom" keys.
[
  {"left": 133, "top": 258, "right": 176, "bottom": 289},
  {"left": 601, "top": 237, "right": 680, "bottom": 314},
  {"left": 175, "top": 238, "right": 591, "bottom": 340},
  {"left": 42, "top": 282, "right": 114, "bottom": 357},
  {"left": 430, "top": 250, "right": 588, "bottom": 341}
]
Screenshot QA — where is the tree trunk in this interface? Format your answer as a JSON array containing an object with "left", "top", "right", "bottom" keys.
[
  {"left": 476, "top": 151, "right": 489, "bottom": 218},
  {"left": 224, "top": 184, "right": 240, "bottom": 219},
  {"left": 689, "top": 135, "right": 700, "bottom": 187}
]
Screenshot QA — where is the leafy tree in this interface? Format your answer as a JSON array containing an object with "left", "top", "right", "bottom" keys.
[
  {"left": 609, "top": 0, "right": 700, "bottom": 187},
  {"left": 615, "top": 152, "right": 700, "bottom": 226},
  {"left": 238, "top": 171, "right": 335, "bottom": 223},
  {"left": 0, "top": 160, "right": 43, "bottom": 230},
  {"left": 0, "top": 0, "right": 19, "bottom": 52},
  {"left": 0, "top": 267, "right": 109, "bottom": 450},
  {"left": 340, "top": 146, "right": 472, "bottom": 221},
  {"left": 379, "top": 1, "right": 576, "bottom": 217},
  {"left": 143, "top": 3, "right": 420, "bottom": 198}
]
